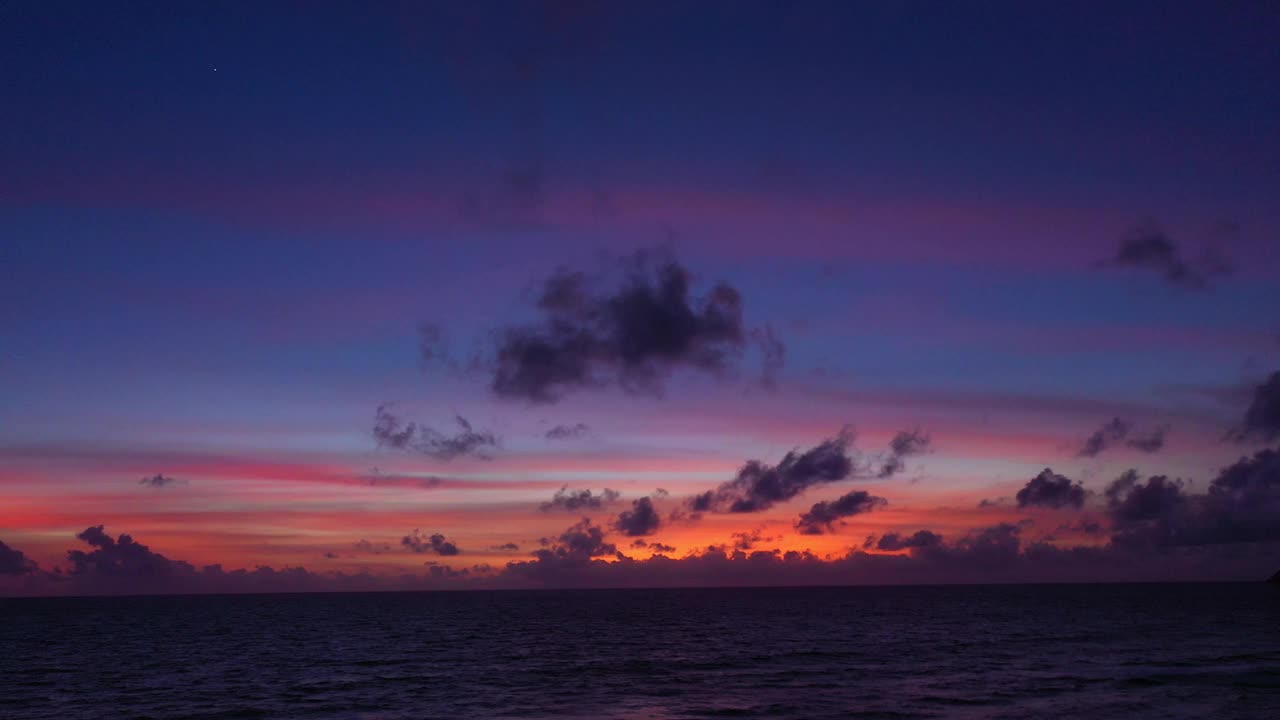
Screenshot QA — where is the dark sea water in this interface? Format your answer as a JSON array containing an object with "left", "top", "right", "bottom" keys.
[{"left": 3, "top": 584, "right": 1279, "bottom": 719}]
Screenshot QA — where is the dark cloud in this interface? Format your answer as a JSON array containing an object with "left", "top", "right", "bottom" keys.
[
  {"left": 66, "top": 525, "right": 195, "bottom": 578},
  {"left": 0, "top": 540, "right": 38, "bottom": 575},
  {"left": 372, "top": 406, "right": 498, "bottom": 460},
  {"left": 540, "top": 486, "right": 621, "bottom": 512},
  {"left": 545, "top": 422, "right": 591, "bottom": 440},
  {"left": 870, "top": 530, "right": 944, "bottom": 552},
  {"left": 1127, "top": 425, "right": 1169, "bottom": 453},
  {"left": 1095, "top": 221, "right": 1232, "bottom": 290},
  {"left": 354, "top": 539, "right": 392, "bottom": 554},
  {"left": 491, "top": 543, "right": 520, "bottom": 552},
  {"left": 1106, "top": 450, "right": 1280, "bottom": 547},
  {"left": 878, "top": 428, "right": 930, "bottom": 478},
  {"left": 1016, "top": 469, "right": 1087, "bottom": 509},
  {"left": 323, "top": 552, "right": 339, "bottom": 559},
  {"left": 401, "top": 530, "right": 461, "bottom": 556},
  {"left": 690, "top": 429, "right": 856, "bottom": 513},
  {"left": 631, "top": 539, "right": 677, "bottom": 553},
  {"left": 537, "top": 519, "right": 617, "bottom": 564},
  {"left": 727, "top": 529, "right": 778, "bottom": 552},
  {"left": 1229, "top": 371, "right": 1280, "bottom": 443},
  {"left": 1078, "top": 417, "right": 1130, "bottom": 457},
  {"left": 138, "top": 473, "right": 185, "bottom": 488},
  {"left": 491, "top": 251, "right": 762, "bottom": 403},
  {"left": 752, "top": 325, "right": 786, "bottom": 389},
  {"left": 795, "top": 491, "right": 887, "bottom": 535},
  {"left": 1079, "top": 417, "right": 1168, "bottom": 456},
  {"left": 613, "top": 496, "right": 661, "bottom": 537}
]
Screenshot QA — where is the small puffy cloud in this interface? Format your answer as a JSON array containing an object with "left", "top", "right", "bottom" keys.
[
  {"left": 878, "top": 428, "right": 930, "bottom": 478},
  {"left": 869, "top": 530, "right": 944, "bottom": 552},
  {"left": 1095, "top": 221, "right": 1232, "bottom": 290},
  {"left": 690, "top": 429, "right": 856, "bottom": 513},
  {"left": 138, "top": 474, "right": 185, "bottom": 488},
  {"left": 490, "top": 251, "right": 765, "bottom": 403},
  {"left": 540, "top": 486, "right": 621, "bottom": 512},
  {"left": 613, "top": 496, "right": 661, "bottom": 537},
  {"left": 1079, "top": 417, "right": 1169, "bottom": 457},
  {"left": 795, "top": 491, "right": 887, "bottom": 535},
  {"left": 373, "top": 406, "right": 498, "bottom": 460},
  {"left": 545, "top": 422, "right": 591, "bottom": 440},
  {"left": 1015, "top": 469, "right": 1087, "bottom": 509},
  {"left": 401, "top": 530, "right": 461, "bottom": 556}
]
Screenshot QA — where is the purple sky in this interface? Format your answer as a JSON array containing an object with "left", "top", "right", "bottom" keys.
[{"left": 2, "top": 2, "right": 1279, "bottom": 595}]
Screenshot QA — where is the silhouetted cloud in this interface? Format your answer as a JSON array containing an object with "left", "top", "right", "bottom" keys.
[
  {"left": 1095, "top": 221, "right": 1232, "bottom": 289},
  {"left": 690, "top": 429, "right": 856, "bottom": 513},
  {"left": 545, "top": 422, "right": 591, "bottom": 440},
  {"left": 630, "top": 539, "right": 677, "bottom": 553},
  {"left": 540, "top": 486, "right": 620, "bottom": 512},
  {"left": 372, "top": 405, "right": 498, "bottom": 460},
  {"left": 1079, "top": 417, "right": 1168, "bottom": 456},
  {"left": 137, "top": 473, "right": 184, "bottom": 488},
  {"left": 870, "top": 530, "right": 943, "bottom": 551},
  {"left": 795, "top": 491, "right": 887, "bottom": 535},
  {"left": 1106, "top": 450, "right": 1280, "bottom": 547},
  {"left": 538, "top": 519, "right": 617, "bottom": 563},
  {"left": 1016, "top": 469, "right": 1086, "bottom": 509},
  {"left": 0, "top": 540, "right": 37, "bottom": 575},
  {"left": 66, "top": 525, "right": 195, "bottom": 578},
  {"left": 878, "top": 428, "right": 930, "bottom": 478},
  {"left": 491, "top": 251, "right": 763, "bottom": 403},
  {"left": 491, "top": 543, "right": 520, "bottom": 551},
  {"left": 1127, "top": 425, "right": 1169, "bottom": 453},
  {"left": 401, "top": 530, "right": 461, "bottom": 556},
  {"left": 354, "top": 539, "right": 391, "bottom": 554},
  {"left": 1079, "top": 417, "right": 1130, "bottom": 457},
  {"left": 752, "top": 325, "right": 786, "bottom": 389},
  {"left": 1229, "top": 371, "right": 1280, "bottom": 443},
  {"left": 726, "top": 529, "right": 778, "bottom": 551},
  {"left": 613, "top": 496, "right": 661, "bottom": 536}
]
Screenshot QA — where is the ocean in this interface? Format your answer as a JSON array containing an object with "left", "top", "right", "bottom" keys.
[{"left": 3, "top": 583, "right": 1278, "bottom": 719}]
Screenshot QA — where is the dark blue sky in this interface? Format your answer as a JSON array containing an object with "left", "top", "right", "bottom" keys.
[{"left": 2, "top": 2, "right": 1279, "bottom": 593}]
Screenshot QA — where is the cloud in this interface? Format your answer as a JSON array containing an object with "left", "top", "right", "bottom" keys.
[
  {"left": 690, "top": 429, "right": 856, "bottom": 513},
  {"left": 490, "top": 250, "right": 762, "bottom": 403},
  {"left": 372, "top": 405, "right": 498, "bottom": 460},
  {"left": 0, "top": 540, "right": 37, "bottom": 575},
  {"left": 1229, "top": 371, "right": 1280, "bottom": 443},
  {"left": 1106, "top": 449, "right": 1280, "bottom": 547},
  {"left": 1126, "top": 425, "right": 1169, "bottom": 453},
  {"left": 630, "top": 539, "right": 677, "bottom": 554},
  {"left": 1015, "top": 469, "right": 1087, "bottom": 509},
  {"left": 752, "top": 325, "right": 786, "bottom": 389},
  {"left": 401, "top": 530, "right": 461, "bottom": 556},
  {"left": 138, "top": 474, "right": 185, "bottom": 488},
  {"left": 354, "top": 539, "right": 391, "bottom": 554},
  {"left": 1095, "top": 221, "right": 1232, "bottom": 289},
  {"left": 878, "top": 428, "right": 931, "bottom": 478},
  {"left": 545, "top": 422, "right": 591, "bottom": 440},
  {"left": 795, "top": 491, "right": 887, "bottom": 535},
  {"left": 491, "top": 543, "right": 520, "bottom": 551},
  {"left": 66, "top": 525, "right": 196, "bottom": 578},
  {"left": 613, "top": 496, "right": 661, "bottom": 536},
  {"left": 540, "top": 486, "right": 621, "bottom": 512},
  {"left": 1078, "top": 417, "right": 1168, "bottom": 456},
  {"left": 537, "top": 519, "right": 617, "bottom": 564},
  {"left": 726, "top": 529, "right": 778, "bottom": 552},
  {"left": 869, "top": 530, "right": 944, "bottom": 552},
  {"left": 1078, "top": 417, "right": 1130, "bottom": 457}
]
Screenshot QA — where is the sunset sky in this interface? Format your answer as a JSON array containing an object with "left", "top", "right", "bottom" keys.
[{"left": 3, "top": 2, "right": 1279, "bottom": 594}]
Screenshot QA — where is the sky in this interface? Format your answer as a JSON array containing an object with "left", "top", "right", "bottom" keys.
[{"left": 2, "top": 1, "right": 1280, "bottom": 595}]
